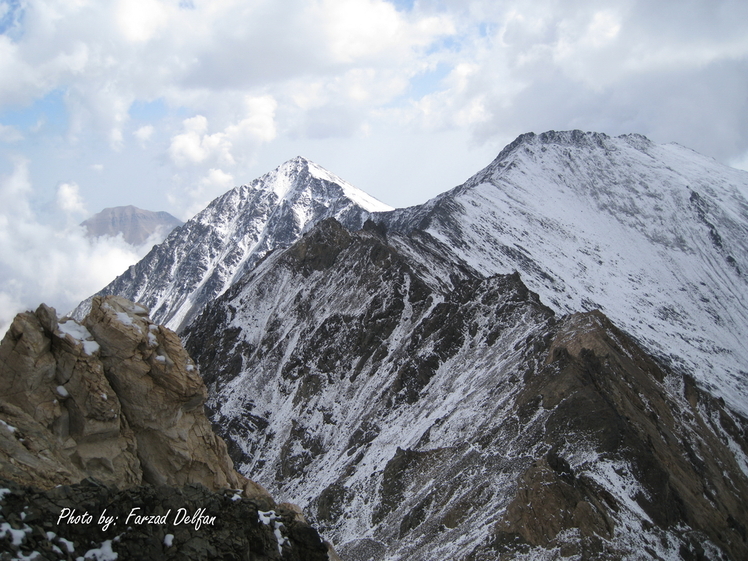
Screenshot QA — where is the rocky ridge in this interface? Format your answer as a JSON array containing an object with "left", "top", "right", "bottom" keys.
[
  {"left": 62, "top": 132, "right": 748, "bottom": 559},
  {"left": 183, "top": 218, "right": 748, "bottom": 560},
  {"left": 0, "top": 295, "right": 331, "bottom": 559}
]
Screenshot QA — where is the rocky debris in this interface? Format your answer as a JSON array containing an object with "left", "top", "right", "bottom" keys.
[
  {"left": 184, "top": 217, "right": 748, "bottom": 560},
  {"left": 0, "top": 296, "right": 274, "bottom": 508},
  {"left": 0, "top": 477, "right": 330, "bottom": 561},
  {"left": 489, "top": 311, "right": 748, "bottom": 560}
]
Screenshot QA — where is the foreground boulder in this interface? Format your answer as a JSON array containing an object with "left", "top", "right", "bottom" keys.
[{"left": 0, "top": 295, "right": 267, "bottom": 501}]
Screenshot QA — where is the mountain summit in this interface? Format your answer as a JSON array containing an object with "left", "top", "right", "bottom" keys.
[{"left": 73, "top": 157, "right": 392, "bottom": 331}]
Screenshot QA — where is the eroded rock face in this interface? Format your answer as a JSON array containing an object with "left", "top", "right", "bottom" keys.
[
  {"left": 0, "top": 296, "right": 273, "bottom": 509},
  {"left": 0, "top": 303, "right": 139, "bottom": 488},
  {"left": 491, "top": 311, "right": 748, "bottom": 560},
  {"left": 84, "top": 295, "right": 244, "bottom": 493}
]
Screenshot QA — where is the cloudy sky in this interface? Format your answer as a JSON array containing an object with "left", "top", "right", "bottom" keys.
[{"left": 1, "top": 0, "right": 747, "bottom": 332}]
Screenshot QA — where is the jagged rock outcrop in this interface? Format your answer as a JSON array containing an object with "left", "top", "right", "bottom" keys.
[
  {"left": 184, "top": 217, "right": 748, "bottom": 561},
  {"left": 0, "top": 295, "right": 272, "bottom": 505},
  {"left": 0, "top": 302, "right": 140, "bottom": 489}
]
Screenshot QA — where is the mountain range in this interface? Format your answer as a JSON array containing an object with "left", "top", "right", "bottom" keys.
[{"left": 69, "top": 131, "right": 748, "bottom": 560}]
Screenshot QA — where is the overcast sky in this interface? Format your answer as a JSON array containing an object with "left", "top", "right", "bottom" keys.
[{"left": 1, "top": 0, "right": 748, "bottom": 332}]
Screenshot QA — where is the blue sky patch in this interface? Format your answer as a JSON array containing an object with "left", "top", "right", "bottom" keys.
[
  {"left": 0, "top": 90, "right": 67, "bottom": 132},
  {"left": 0, "top": 0, "right": 23, "bottom": 38},
  {"left": 409, "top": 63, "right": 451, "bottom": 100},
  {"left": 385, "top": 0, "right": 415, "bottom": 12},
  {"left": 129, "top": 98, "right": 169, "bottom": 122}
]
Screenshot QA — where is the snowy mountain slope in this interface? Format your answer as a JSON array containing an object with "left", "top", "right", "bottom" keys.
[
  {"left": 380, "top": 131, "right": 748, "bottom": 414},
  {"left": 72, "top": 157, "right": 392, "bottom": 331},
  {"left": 183, "top": 218, "right": 748, "bottom": 561}
]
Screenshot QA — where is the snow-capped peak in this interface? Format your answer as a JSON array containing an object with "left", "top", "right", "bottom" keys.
[
  {"left": 72, "top": 157, "right": 393, "bottom": 331},
  {"left": 256, "top": 156, "right": 392, "bottom": 213}
]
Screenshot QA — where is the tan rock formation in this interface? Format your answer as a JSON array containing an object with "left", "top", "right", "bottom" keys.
[
  {"left": 0, "top": 296, "right": 273, "bottom": 508},
  {"left": 0, "top": 400, "right": 84, "bottom": 489},
  {"left": 0, "top": 303, "right": 139, "bottom": 487}
]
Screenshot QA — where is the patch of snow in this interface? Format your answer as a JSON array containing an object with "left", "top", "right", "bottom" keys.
[
  {"left": 58, "top": 319, "right": 90, "bottom": 342},
  {"left": 257, "top": 510, "right": 289, "bottom": 554},
  {"left": 56, "top": 385, "right": 70, "bottom": 398},
  {"left": 163, "top": 534, "right": 174, "bottom": 547},
  {"left": 257, "top": 510, "right": 275, "bottom": 526},
  {"left": 114, "top": 312, "right": 134, "bottom": 327},
  {"left": 58, "top": 536, "right": 75, "bottom": 553},
  {"left": 0, "top": 521, "right": 31, "bottom": 545},
  {"left": 307, "top": 161, "right": 393, "bottom": 212},
  {"left": 0, "top": 420, "right": 17, "bottom": 434},
  {"left": 58, "top": 320, "right": 100, "bottom": 356},
  {"left": 82, "top": 539, "right": 117, "bottom": 560}
]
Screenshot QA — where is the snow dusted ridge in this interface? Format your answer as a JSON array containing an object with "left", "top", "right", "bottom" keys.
[
  {"left": 381, "top": 131, "right": 748, "bottom": 415},
  {"left": 183, "top": 219, "right": 748, "bottom": 561},
  {"left": 72, "top": 156, "right": 391, "bottom": 331}
]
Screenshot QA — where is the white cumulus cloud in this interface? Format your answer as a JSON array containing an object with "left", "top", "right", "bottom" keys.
[
  {"left": 56, "top": 181, "right": 87, "bottom": 216},
  {"left": 0, "top": 159, "right": 158, "bottom": 337}
]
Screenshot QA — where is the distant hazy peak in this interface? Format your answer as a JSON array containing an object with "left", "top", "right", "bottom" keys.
[{"left": 81, "top": 205, "right": 183, "bottom": 246}]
